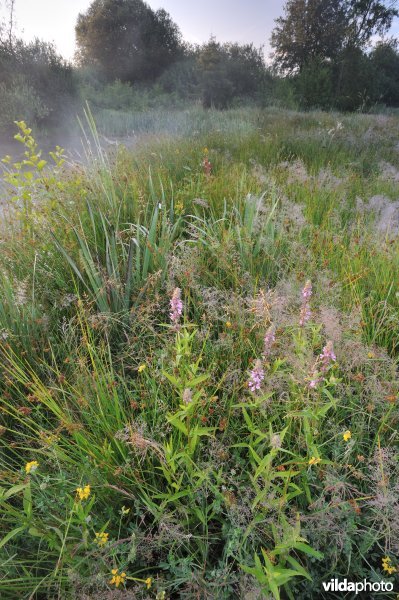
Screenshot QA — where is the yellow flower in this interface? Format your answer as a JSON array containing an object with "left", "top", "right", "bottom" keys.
[
  {"left": 308, "top": 456, "right": 321, "bottom": 465},
  {"left": 203, "top": 147, "right": 209, "bottom": 154},
  {"left": 368, "top": 352, "right": 375, "bottom": 359},
  {"left": 138, "top": 364, "right": 146, "bottom": 373},
  {"left": 226, "top": 321, "right": 232, "bottom": 328},
  {"left": 25, "top": 460, "right": 39, "bottom": 474},
  {"left": 343, "top": 430, "right": 352, "bottom": 442},
  {"left": 145, "top": 577, "right": 152, "bottom": 589},
  {"left": 121, "top": 505, "right": 130, "bottom": 516},
  {"left": 110, "top": 568, "right": 126, "bottom": 588},
  {"left": 76, "top": 484, "right": 91, "bottom": 501},
  {"left": 382, "top": 556, "right": 397, "bottom": 575},
  {"left": 94, "top": 531, "right": 109, "bottom": 547}
]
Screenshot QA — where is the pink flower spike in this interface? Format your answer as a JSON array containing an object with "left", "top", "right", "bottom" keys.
[
  {"left": 248, "top": 359, "right": 265, "bottom": 393},
  {"left": 319, "top": 341, "right": 336, "bottom": 372},
  {"left": 170, "top": 288, "right": 183, "bottom": 326}
]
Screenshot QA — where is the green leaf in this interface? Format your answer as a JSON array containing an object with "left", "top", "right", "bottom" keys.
[{"left": 0, "top": 526, "right": 26, "bottom": 550}]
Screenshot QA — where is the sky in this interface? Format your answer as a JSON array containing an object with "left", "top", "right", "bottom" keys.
[
  {"left": 1, "top": 0, "right": 398, "bottom": 62},
  {"left": 1, "top": 0, "right": 285, "bottom": 61}
]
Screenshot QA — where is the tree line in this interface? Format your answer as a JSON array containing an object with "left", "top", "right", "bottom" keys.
[{"left": 0, "top": 0, "right": 398, "bottom": 133}]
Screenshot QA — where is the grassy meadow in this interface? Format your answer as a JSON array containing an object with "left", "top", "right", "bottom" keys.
[{"left": 0, "top": 106, "right": 399, "bottom": 599}]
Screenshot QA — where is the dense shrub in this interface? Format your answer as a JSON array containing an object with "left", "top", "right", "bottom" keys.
[{"left": 0, "top": 39, "right": 77, "bottom": 132}]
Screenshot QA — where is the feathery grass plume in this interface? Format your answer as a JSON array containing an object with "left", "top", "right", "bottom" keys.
[{"left": 263, "top": 324, "right": 276, "bottom": 359}]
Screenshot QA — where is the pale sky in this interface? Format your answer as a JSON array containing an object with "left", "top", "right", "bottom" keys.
[
  {"left": 1, "top": 0, "right": 285, "bottom": 60},
  {"left": 1, "top": 0, "right": 398, "bottom": 62}
]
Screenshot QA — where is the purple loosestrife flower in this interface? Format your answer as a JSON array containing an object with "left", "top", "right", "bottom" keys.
[
  {"left": 263, "top": 325, "right": 276, "bottom": 359},
  {"left": 308, "top": 376, "right": 322, "bottom": 389},
  {"left": 308, "top": 340, "right": 336, "bottom": 389},
  {"left": 170, "top": 288, "right": 183, "bottom": 326},
  {"left": 319, "top": 341, "right": 336, "bottom": 372},
  {"left": 248, "top": 359, "right": 265, "bottom": 393},
  {"left": 299, "top": 280, "right": 312, "bottom": 326}
]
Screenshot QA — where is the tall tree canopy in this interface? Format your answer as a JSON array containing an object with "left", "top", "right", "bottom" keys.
[
  {"left": 271, "top": 0, "right": 398, "bottom": 73},
  {"left": 75, "top": 0, "right": 184, "bottom": 83}
]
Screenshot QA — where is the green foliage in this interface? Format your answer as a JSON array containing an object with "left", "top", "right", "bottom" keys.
[
  {"left": 295, "top": 58, "right": 333, "bottom": 109},
  {"left": 370, "top": 40, "right": 399, "bottom": 107},
  {"left": 272, "top": 0, "right": 398, "bottom": 74},
  {"left": 271, "top": 0, "right": 347, "bottom": 73},
  {"left": 198, "top": 39, "right": 267, "bottom": 109},
  {"left": 0, "top": 39, "right": 77, "bottom": 132}
]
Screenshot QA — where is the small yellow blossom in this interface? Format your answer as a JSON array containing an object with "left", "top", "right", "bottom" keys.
[
  {"left": 382, "top": 556, "right": 397, "bottom": 575},
  {"left": 145, "top": 577, "right": 152, "bottom": 589},
  {"left": 308, "top": 456, "right": 321, "bottom": 465},
  {"left": 94, "top": 531, "right": 109, "bottom": 547},
  {"left": 138, "top": 364, "right": 146, "bottom": 373},
  {"left": 110, "top": 568, "right": 126, "bottom": 588},
  {"left": 226, "top": 321, "right": 232, "bottom": 328},
  {"left": 203, "top": 147, "right": 209, "bottom": 154},
  {"left": 25, "top": 460, "right": 39, "bottom": 474},
  {"left": 120, "top": 505, "right": 130, "bottom": 516},
  {"left": 343, "top": 430, "right": 352, "bottom": 442},
  {"left": 368, "top": 352, "right": 375, "bottom": 359},
  {"left": 76, "top": 484, "right": 91, "bottom": 501}
]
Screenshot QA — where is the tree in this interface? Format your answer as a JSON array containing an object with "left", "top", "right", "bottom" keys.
[
  {"left": 271, "top": 0, "right": 398, "bottom": 74},
  {"left": 198, "top": 39, "right": 266, "bottom": 108},
  {"left": 370, "top": 39, "right": 399, "bottom": 105},
  {"left": 344, "top": 0, "right": 398, "bottom": 46},
  {"left": 333, "top": 45, "right": 373, "bottom": 110},
  {"left": 75, "top": 0, "right": 184, "bottom": 83},
  {"left": 271, "top": 0, "right": 347, "bottom": 73}
]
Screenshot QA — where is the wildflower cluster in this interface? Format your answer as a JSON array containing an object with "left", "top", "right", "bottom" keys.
[
  {"left": 76, "top": 484, "right": 91, "bottom": 501},
  {"left": 248, "top": 359, "right": 265, "bottom": 393},
  {"left": 94, "top": 531, "right": 109, "bottom": 547},
  {"left": 343, "top": 430, "right": 352, "bottom": 442},
  {"left": 110, "top": 568, "right": 126, "bottom": 588},
  {"left": 25, "top": 460, "right": 39, "bottom": 474},
  {"left": 382, "top": 556, "right": 397, "bottom": 575}
]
